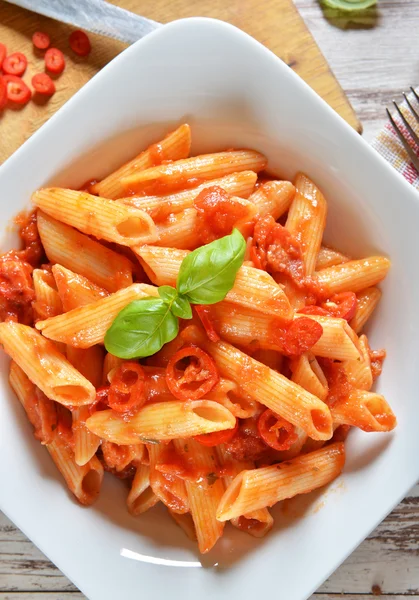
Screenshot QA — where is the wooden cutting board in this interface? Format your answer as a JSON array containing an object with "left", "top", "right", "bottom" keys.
[{"left": 0, "top": 0, "right": 361, "bottom": 165}]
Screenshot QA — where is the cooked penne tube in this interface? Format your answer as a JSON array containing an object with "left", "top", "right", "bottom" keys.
[
  {"left": 290, "top": 353, "right": 328, "bottom": 402},
  {"left": 342, "top": 334, "right": 373, "bottom": 391},
  {"left": 86, "top": 400, "right": 236, "bottom": 444},
  {"left": 119, "top": 171, "right": 258, "bottom": 218},
  {"left": 35, "top": 283, "right": 158, "bottom": 348},
  {"left": 0, "top": 322, "right": 95, "bottom": 406},
  {"left": 350, "top": 287, "right": 382, "bottom": 334},
  {"left": 33, "top": 188, "right": 157, "bottom": 247},
  {"left": 217, "top": 443, "right": 345, "bottom": 520},
  {"left": 52, "top": 265, "right": 109, "bottom": 311},
  {"left": 47, "top": 436, "right": 104, "bottom": 506},
  {"left": 313, "top": 257, "right": 390, "bottom": 295},
  {"left": 216, "top": 445, "right": 273, "bottom": 538},
  {"left": 316, "top": 246, "right": 350, "bottom": 270},
  {"left": 91, "top": 124, "right": 192, "bottom": 199},
  {"left": 251, "top": 349, "right": 283, "bottom": 372},
  {"left": 331, "top": 390, "right": 396, "bottom": 432},
  {"left": 208, "top": 302, "right": 362, "bottom": 361},
  {"left": 174, "top": 439, "right": 225, "bottom": 553},
  {"left": 169, "top": 510, "right": 197, "bottom": 541},
  {"left": 181, "top": 326, "right": 332, "bottom": 441},
  {"left": 38, "top": 211, "right": 133, "bottom": 292},
  {"left": 121, "top": 150, "right": 267, "bottom": 194},
  {"left": 67, "top": 345, "right": 104, "bottom": 466},
  {"left": 286, "top": 173, "right": 327, "bottom": 276},
  {"left": 102, "top": 352, "right": 124, "bottom": 384},
  {"left": 249, "top": 180, "right": 295, "bottom": 219},
  {"left": 148, "top": 444, "right": 189, "bottom": 513},
  {"left": 134, "top": 246, "right": 293, "bottom": 319},
  {"left": 127, "top": 464, "right": 159, "bottom": 516},
  {"left": 206, "top": 378, "right": 260, "bottom": 419},
  {"left": 32, "top": 268, "right": 63, "bottom": 320}
]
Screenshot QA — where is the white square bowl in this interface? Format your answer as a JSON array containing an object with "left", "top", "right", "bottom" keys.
[{"left": 1, "top": 17, "right": 418, "bottom": 600}]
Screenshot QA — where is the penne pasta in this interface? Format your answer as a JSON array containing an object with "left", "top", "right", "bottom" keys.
[
  {"left": 134, "top": 246, "right": 293, "bottom": 320},
  {"left": 38, "top": 211, "right": 133, "bottom": 292},
  {"left": 286, "top": 173, "right": 327, "bottom": 276},
  {"left": 331, "top": 389, "right": 396, "bottom": 432},
  {"left": 102, "top": 352, "right": 124, "bottom": 384},
  {"left": 52, "top": 265, "right": 109, "bottom": 311},
  {"left": 208, "top": 302, "right": 362, "bottom": 362},
  {"left": 316, "top": 246, "right": 350, "bottom": 270},
  {"left": 216, "top": 444, "right": 273, "bottom": 538},
  {"left": 174, "top": 439, "right": 225, "bottom": 553},
  {"left": 33, "top": 188, "right": 157, "bottom": 247},
  {"left": 0, "top": 322, "right": 95, "bottom": 406},
  {"left": 217, "top": 443, "right": 345, "bottom": 520},
  {"left": 206, "top": 378, "right": 260, "bottom": 419},
  {"left": 342, "top": 334, "right": 373, "bottom": 391},
  {"left": 85, "top": 400, "right": 237, "bottom": 444},
  {"left": 127, "top": 464, "right": 159, "bottom": 516},
  {"left": 102, "top": 441, "right": 144, "bottom": 473},
  {"left": 169, "top": 510, "right": 197, "bottom": 541},
  {"left": 91, "top": 124, "right": 192, "bottom": 199},
  {"left": 181, "top": 326, "right": 333, "bottom": 441},
  {"left": 148, "top": 443, "right": 189, "bottom": 513},
  {"left": 119, "top": 171, "right": 258, "bottom": 218},
  {"left": 290, "top": 353, "right": 329, "bottom": 402},
  {"left": 35, "top": 283, "right": 158, "bottom": 348},
  {"left": 350, "top": 286, "right": 382, "bottom": 334},
  {"left": 313, "top": 257, "right": 390, "bottom": 295},
  {"left": 249, "top": 180, "right": 295, "bottom": 220},
  {"left": 32, "top": 268, "right": 63, "bottom": 320},
  {"left": 121, "top": 150, "right": 267, "bottom": 195}
]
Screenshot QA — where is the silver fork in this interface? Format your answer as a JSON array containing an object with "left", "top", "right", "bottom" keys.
[{"left": 386, "top": 87, "right": 419, "bottom": 174}]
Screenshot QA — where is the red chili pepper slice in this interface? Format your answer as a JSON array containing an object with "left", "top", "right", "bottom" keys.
[
  {"left": 69, "top": 30, "right": 91, "bottom": 56},
  {"left": 2, "top": 52, "right": 28, "bottom": 76},
  {"left": 194, "top": 419, "right": 238, "bottom": 447},
  {"left": 45, "top": 48, "right": 65, "bottom": 74},
  {"left": 282, "top": 317, "right": 323, "bottom": 355},
  {"left": 194, "top": 305, "right": 220, "bottom": 343},
  {"left": 321, "top": 292, "right": 357, "bottom": 321},
  {"left": 32, "top": 73, "right": 55, "bottom": 95},
  {"left": 107, "top": 362, "right": 146, "bottom": 413},
  {"left": 3, "top": 75, "right": 31, "bottom": 104},
  {"left": 32, "top": 31, "right": 51, "bottom": 50},
  {"left": 166, "top": 345, "right": 219, "bottom": 400},
  {"left": 89, "top": 386, "right": 110, "bottom": 415},
  {"left": 257, "top": 409, "right": 297, "bottom": 451},
  {"left": 0, "top": 43, "right": 7, "bottom": 67},
  {"left": 0, "top": 77, "right": 7, "bottom": 110}
]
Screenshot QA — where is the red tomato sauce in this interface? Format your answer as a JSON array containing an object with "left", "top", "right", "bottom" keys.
[{"left": 194, "top": 186, "right": 252, "bottom": 243}]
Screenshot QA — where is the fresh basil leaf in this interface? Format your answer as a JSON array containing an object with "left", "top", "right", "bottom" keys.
[
  {"left": 104, "top": 298, "right": 179, "bottom": 359},
  {"left": 158, "top": 285, "right": 178, "bottom": 304},
  {"left": 171, "top": 295, "right": 192, "bottom": 319},
  {"left": 176, "top": 229, "right": 246, "bottom": 305},
  {"left": 321, "top": 0, "right": 376, "bottom": 10}
]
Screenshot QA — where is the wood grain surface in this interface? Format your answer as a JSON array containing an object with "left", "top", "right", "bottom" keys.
[
  {"left": 1, "top": 0, "right": 419, "bottom": 599},
  {"left": 0, "top": 0, "right": 361, "bottom": 165}
]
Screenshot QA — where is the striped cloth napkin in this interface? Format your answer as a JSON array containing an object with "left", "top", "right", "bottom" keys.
[{"left": 371, "top": 87, "right": 419, "bottom": 190}]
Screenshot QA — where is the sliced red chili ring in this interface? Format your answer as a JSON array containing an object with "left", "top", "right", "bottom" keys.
[
  {"left": 321, "top": 292, "right": 357, "bottom": 321},
  {"left": 32, "top": 73, "right": 55, "bottom": 95},
  {"left": 2, "top": 52, "right": 27, "bottom": 76},
  {"left": 69, "top": 30, "right": 91, "bottom": 56},
  {"left": 0, "top": 77, "right": 7, "bottom": 110},
  {"left": 283, "top": 317, "right": 323, "bottom": 355},
  {"left": 108, "top": 362, "right": 146, "bottom": 413},
  {"left": 3, "top": 75, "right": 31, "bottom": 104},
  {"left": 45, "top": 48, "right": 65, "bottom": 74},
  {"left": 257, "top": 409, "right": 298, "bottom": 451},
  {"left": 166, "top": 345, "right": 219, "bottom": 400},
  {"left": 32, "top": 31, "right": 51, "bottom": 50}
]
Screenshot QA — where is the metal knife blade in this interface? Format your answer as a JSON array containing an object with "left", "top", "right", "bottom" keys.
[{"left": 4, "top": 0, "right": 161, "bottom": 44}]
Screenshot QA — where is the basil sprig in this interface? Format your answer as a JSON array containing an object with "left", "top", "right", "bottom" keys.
[{"left": 104, "top": 229, "right": 246, "bottom": 359}]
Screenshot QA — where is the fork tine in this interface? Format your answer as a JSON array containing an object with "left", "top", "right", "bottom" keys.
[
  {"left": 386, "top": 108, "right": 419, "bottom": 173},
  {"left": 392, "top": 101, "right": 419, "bottom": 148},
  {"left": 410, "top": 87, "right": 419, "bottom": 105},
  {"left": 403, "top": 93, "right": 419, "bottom": 127}
]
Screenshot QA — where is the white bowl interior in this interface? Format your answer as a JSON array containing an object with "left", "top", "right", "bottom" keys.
[{"left": 1, "top": 17, "right": 418, "bottom": 600}]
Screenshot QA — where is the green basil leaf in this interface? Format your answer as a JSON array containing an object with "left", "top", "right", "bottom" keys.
[
  {"left": 158, "top": 285, "right": 178, "bottom": 304},
  {"left": 171, "top": 295, "right": 192, "bottom": 319},
  {"left": 104, "top": 298, "right": 179, "bottom": 359},
  {"left": 321, "top": 0, "right": 376, "bottom": 9},
  {"left": 176, "top": 229, "right": 246, "bottom": 305}
]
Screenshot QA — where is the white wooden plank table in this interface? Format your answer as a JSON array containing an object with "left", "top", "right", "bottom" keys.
[{"left": 1, "top": 0, "right": 419, "bottom": 598}]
